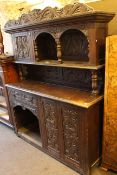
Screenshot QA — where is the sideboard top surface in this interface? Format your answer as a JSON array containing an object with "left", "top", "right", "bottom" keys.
[{"left": 6, "top": 80, "right": 103, "bottom": 108}]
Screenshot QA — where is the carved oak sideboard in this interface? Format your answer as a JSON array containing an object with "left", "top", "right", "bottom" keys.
[{"left": 4, "top": 3, "right": 115, "bottom": 175}]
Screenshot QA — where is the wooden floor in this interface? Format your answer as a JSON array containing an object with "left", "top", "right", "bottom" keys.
[{"left": 0, "top": 123, "right": 117, "bottom": 175}]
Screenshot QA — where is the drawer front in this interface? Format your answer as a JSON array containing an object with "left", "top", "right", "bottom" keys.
[{"left": 8, "top": 87, "right": 38, "bottom": 117}]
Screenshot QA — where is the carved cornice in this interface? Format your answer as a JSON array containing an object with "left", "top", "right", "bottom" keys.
[{"left": 4, "top": 3, "right": 93, "bottom": 29}]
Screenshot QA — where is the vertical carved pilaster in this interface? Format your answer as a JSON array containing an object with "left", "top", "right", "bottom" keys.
[
  {"left": 34, "top": 41, "right": 39, "bottom": 61},
  {"left": 91, "top": 70, "right": 98, "bottom": 95}
]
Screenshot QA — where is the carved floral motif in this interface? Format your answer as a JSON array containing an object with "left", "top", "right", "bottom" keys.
[
  {"left": 43, "top": 100, "right": 59, "bottom": 151},
  {"left": 62, "top": 105, "right": 80, "bottom": 162}
]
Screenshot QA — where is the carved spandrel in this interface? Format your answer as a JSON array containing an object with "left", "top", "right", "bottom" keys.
[
  {"left": 62, "top": 105, "right": 80, "bottom": 162},
  {"left": 43, "top": 100, "right": 59, "bottom": 151}
]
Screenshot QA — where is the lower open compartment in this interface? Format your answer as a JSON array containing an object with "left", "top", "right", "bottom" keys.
[{"left": 13, "top": 106, "right": 42, "bottom": 147}]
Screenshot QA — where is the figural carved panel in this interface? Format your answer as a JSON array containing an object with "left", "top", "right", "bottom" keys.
[{"left": 13, "top": 33, "right": 32, "bottom": 61}]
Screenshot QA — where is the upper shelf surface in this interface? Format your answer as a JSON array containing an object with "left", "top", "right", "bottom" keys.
[{"left": 14, "top": 60, "right": 105, "bottom": 70}]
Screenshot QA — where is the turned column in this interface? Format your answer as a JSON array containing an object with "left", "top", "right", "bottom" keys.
[
  {"left": 56, "top": 34, "right": 62, "bottom": 64},
  {"left": 91, "top": 70, "right": 99, "bottom": 95}
]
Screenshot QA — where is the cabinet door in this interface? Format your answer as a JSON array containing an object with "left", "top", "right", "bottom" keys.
[
  {"left": 41, "top": 98, "right": 61, "bottom": 157},
  {"left": 12, "top": 32, "right": 33, "bottom": 61},
  {"left": 61, "top": 103, "right": 87, "bottom": 174}
]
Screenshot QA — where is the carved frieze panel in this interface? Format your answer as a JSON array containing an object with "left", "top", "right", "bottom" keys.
[
  {"left": 42, "top": 98, "right": 59, "bottom": 152},
  {"left": 8, "top": 88, "right": 38, "bottom": 117},
  {"left": 24, "top": 65, "right": 93, "bottom": 91},
  {"left": 26, "top": 65, "right": 62, "bottom": 84},
  {"left": 62, "top": 68, "right": 92, "bottom": 90}
]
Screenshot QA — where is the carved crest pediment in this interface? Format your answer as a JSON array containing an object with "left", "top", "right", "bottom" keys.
[{"left": 4, "top": 3, "right": 93, "bottom": 28}]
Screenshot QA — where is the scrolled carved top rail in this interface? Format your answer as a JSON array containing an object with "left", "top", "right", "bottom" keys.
[
  {"left": 4, "top": 3, "right": 93, "bottom": 28},
  {"left": 4, "top": 2, "right": 115, "bottom": 32}
]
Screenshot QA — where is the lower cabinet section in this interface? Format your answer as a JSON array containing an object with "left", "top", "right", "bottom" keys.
[{"left": 7, "top": 88, "right": 103, "bottom": 175}]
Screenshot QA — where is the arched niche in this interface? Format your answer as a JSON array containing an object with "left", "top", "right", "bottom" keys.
[
  {"left": 60, "top": 29, "right": 89, "bottom": 61},
  {"left": 35, "top": 32, "right": 57, "bottom": 60},
  {"left": 13, "top": 106, "right": 42, "bottom": 146}
]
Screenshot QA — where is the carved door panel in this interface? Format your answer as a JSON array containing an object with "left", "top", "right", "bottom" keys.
[
  {"left": 12, "top": 32, "right": 33, "bottom": 61},
  {"left": 61, "top": 103, "right": 87, "bottom": 175},
  {"left": 41, "top": 98, "right": 61, "bottom": 157}
]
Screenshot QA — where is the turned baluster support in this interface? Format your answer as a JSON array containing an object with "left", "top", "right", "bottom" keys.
[
  {"left": 56, "top": 34, "right": 62, "bottom": 64},
  {"left": 91, "top": 70, "right": 99, "bottom": 95}
]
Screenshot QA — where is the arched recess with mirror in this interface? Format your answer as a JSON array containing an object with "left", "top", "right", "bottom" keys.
[
  {"left": 60, "top": 29, "right": 89, "bottom": 61},
  {"left": 35, "top": 32, "right": 57, "bottom": 61}
]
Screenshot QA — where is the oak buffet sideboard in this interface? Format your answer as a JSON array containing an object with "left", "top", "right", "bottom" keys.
[{"left": 4, "top": 3, "right": 115, "bottom": 175}]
